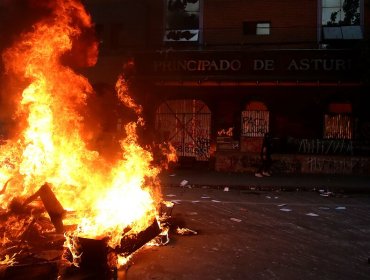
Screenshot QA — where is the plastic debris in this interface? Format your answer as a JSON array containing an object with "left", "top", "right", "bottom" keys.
[
  {"left": 280, "top": 208, "right": 292, "bottom": 212},
  {"left": 211, "top": 200, "right": 221, "bottom": 203},
  {"left": 180, "top": 180, "right": 189, "bottom": 187},
  {"left": 335, "top": 206, "right": 346, "bottom": 210},
  {"left": 230, "top": 218, "right": 242, "bottom": 222},
  {"left": 278, "top": 204, "right": 287, "bottom": 207},
  {"left": 306, "top": 212, "right": 319, "bottom": 217},
  {"left": 201, "top": 196, "right": 210, "bottom": 199},
  {"left": 319, "top": 189, "right": 334, "bottom": 197}
]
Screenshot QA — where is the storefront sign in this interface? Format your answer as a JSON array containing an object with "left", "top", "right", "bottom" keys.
[{"left": 135, "top": 50, "right": 361, "bottom": 81}]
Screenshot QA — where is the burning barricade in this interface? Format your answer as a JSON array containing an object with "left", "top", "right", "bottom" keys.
[{"left": 0, "top": 0, "right": 179, "bottom": 278}]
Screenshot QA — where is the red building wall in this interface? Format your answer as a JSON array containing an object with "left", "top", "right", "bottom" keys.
[{"left": 203, "top": 0, "right": 318, "bottom": 48}]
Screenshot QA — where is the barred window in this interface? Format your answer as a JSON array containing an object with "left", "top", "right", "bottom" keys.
[
  {"left": 241, "top": 110, "right": 269, "bottom": 137},
  {"left": 324, "top": 103, "right": 353, "bottom": 139}
]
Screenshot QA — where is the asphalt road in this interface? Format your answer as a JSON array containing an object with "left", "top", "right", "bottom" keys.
[{"left": 124, "top": 186, "right": 370, "bottom": 280}]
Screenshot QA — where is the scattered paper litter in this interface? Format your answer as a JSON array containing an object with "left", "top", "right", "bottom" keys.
[
  {"left": 211, "top": 200, "right": 221, "bottom": 203},
  {"left": 169, "top": 174, "right": 176, "bottom": 177},
  {"left": 280, "top": 208, "right": 292, "bottom": 212},
  {"left": 192, "top": 200, "right": 200, "bottom": 203},
  {"left": 201, "top": 196, "right": 211, "bottom": 199},
  {"left": 166, "top": 194, "right": 176, "bottom": 197},
  {"left": 265, "top": 196, "right": 271, "bottom": 199},
  {"left": 180, "top": 180, "right": 189, "bottom": 187},
  {"left": 306, "top": 212, "right": 319, "bottom": 217},
  {"left": 224, "top": 187, "right": 229, "bottom": 192},
  {"left": 277, "top": 204, "right": 287, "bottom": 207},
  {"left": 230, "top": 218, "right": 242, "bottom": 223},
  {"left": 335, "top": 206, "right": 346, "bottom": 210},
  {"left": 320, "top": 191, "right": 334, "bottom": 197},
  {"left": 318, "top": 206, "right": 330, "bottom": 210}
]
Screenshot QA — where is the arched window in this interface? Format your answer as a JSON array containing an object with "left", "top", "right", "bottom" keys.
[
  {"left": 324, "top": 102, "right": 352, "bottom": 139},
  {"left": 155, "top": 99, "right": 211, "bottom": 161},
  {"left": 241, "top": 101, "right": 269, "bottom": 137}
]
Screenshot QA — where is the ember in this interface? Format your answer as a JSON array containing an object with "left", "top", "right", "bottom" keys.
[{"left": 0, "top": 0, "right": 177, "bottom": 278}]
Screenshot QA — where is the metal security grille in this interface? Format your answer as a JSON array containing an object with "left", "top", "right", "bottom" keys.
[
  {"left": 324, "top": 114, "right": 353, "bottom": 139},
  {"left": 241, "top": 110, "right": 269, "bottom": 137},
  {"left": 155, "top": 100, "right": 211, "bottom": 161}
]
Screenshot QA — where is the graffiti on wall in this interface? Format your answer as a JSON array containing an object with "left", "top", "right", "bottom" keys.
[
  {"left": 241, "top": 110, "right": 269, "bottom": 137},
  {"left": 155, "top": 100, "right": 211, "bottom": 161},
  {"left": 217, "top": 127, "right": 233, "bottom": 137},
  {"left": 303, "top": 156, "right": 364, "bottom": 174},
  {"left": 172, "top": 137, "right": 211, "bottom": 160},
  {"left": 297, "top": 139, "right": 353, "bottom": 155}
]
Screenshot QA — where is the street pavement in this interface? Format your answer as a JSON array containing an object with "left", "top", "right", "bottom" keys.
[
  {"left": 124, "top": 185, "right": 370, "bottom": 280},
  {"left": 158, "top": 168, "right": 370, "bottom": 193},
  {"left": 118, "top": 168, "right": 370, "bottom": 280}
]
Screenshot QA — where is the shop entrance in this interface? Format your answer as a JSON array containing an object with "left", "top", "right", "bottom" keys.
[{"left": 155, "top": 99, "right": 211, "bottom": 162}]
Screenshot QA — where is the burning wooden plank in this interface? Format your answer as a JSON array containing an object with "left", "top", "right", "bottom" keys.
[
  {"left": 60, "top": 218, "right": 162, "bottom": 279},
  {"left": 117, "top": 219, "right": 161, "bottom": 256},
  {"left": 22, "top": 183, "right": 65, "bottom": 233}
]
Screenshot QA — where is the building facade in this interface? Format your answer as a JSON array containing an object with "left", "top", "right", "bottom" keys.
[{"left": 84, "top": 0, "right": 370, "bottom": 175}]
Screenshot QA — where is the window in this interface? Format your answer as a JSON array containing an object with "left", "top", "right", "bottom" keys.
[
  {"left": 321, "top": 0, "right": 363, "bottom": 40},
  {"left": 243, "top": 21, "right": 271, "bottom": 35},
  {"left": 164, "top": 0, "right": 200, "bottom": 42},
  {"left": 324, "top": 103, "right": 353, "bottom": 139},
  {"left": 256, "top": 22, "right": 270, "bottom": 35}
]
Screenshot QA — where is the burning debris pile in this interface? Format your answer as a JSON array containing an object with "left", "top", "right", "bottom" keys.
[{"left": 0, "top": 0, "right": 178, "bottom": 278}]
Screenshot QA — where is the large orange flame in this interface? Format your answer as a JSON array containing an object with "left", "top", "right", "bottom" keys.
[{"left": 0, "top": 0, "right": 166, "bottom": 250}]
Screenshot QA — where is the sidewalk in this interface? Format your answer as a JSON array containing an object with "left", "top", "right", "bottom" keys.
[{"left": 159, "top": 168, "right": 370, "bottom": 192}]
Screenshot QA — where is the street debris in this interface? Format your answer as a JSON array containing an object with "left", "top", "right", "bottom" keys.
[
  {"left": 230, "top": 218, "right": 242, "bottom": 223},
  {"left": 280, "top": 208, "right": 292, "bottom": 212},
  {"left": 224, "top": 187, "right": 229, "bottom": 192},
  {"left": 306, "top": 212, "right": 319, "bottom": 217},
  {"left": 211, "top": 200, "right": 221, "bottom": 203},
  {"left": 319, "top": 189, "right": 334, "bottom": 197},
  {"left": 335, "top": 206, "right": 346, "bottom": 210},
  {"left": 180, "top": 180, "right": 188, "bottom": 187},
  {"left": 166, "top": 194, "right": 176, "bottom": 197},
  {"left": 278, "top": 204, "right": 287, "bottom": 207},
  {"left": 201, "top": 196, "right": 210, "bottom": 199},
  {"left": 170, "top": 200, "right": 182, "bottom": 204},
  {"left": 176, "top": 227, "right": 198, "bottom": 235}
]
